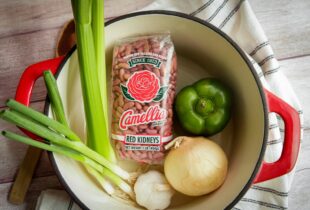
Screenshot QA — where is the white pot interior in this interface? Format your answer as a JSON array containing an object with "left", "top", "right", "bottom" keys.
[{"left": 49, "top": 12, "right": 266, "bottom": 210}]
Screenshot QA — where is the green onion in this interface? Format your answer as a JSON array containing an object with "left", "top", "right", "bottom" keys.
[
  {"left": 43, "top": 70, "right": 69, "bottom": 127},
  {"left": 102, "top": 167, "right": 134, "bottom": 199},
  {"left": 3, "top": 130, "right": 126, "bottom": 197},
  {"left": 85, "top": 165, "right": 115, "bottom": 195},
  {"left": 3, "top": 129, "right": 117, "bottom": 196},
  {"left": 71, "top": 0, "right": 116, "bottom": 163},
  {"left": 0, "top": 108, "right": 128, "bottom": 180},
  {"left": 6, "top": 99, "right": 79, "bottom": 142},
  {"left": 2, "top": 131, "right": 103, "bottom": 173}
]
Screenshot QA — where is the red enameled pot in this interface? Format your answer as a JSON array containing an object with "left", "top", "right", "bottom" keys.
[{"left": 14, "top": 11, "right": 300, "bottom": 210}]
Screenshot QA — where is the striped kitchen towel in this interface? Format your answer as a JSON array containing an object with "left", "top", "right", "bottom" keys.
[
  {"left": 140, "top": 0, "right": 304, "bottom": 209},
  {"left": 36, "top": 0, "right": 303, "bottom": 210}
]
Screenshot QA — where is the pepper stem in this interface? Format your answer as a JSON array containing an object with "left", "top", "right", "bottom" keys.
[{"left": 195, "top": 98, "right": 214, "bottom": 116}]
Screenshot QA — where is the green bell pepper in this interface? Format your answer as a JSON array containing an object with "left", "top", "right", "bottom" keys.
[{"left": 175, "top": 78, "right": 232, "bottom": 136}]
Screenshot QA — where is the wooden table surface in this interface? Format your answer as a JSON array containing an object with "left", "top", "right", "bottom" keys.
[{"left": 0, "top": 0, "right": 309, "bottom": 209}]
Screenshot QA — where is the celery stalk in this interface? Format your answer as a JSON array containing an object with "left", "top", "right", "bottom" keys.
[{"left": 71, "top": 0, "right": 116, "bottom": 162}]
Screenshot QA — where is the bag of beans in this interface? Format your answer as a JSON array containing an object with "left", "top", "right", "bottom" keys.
[{"left": 111, "top": 34, "right": 177, "bottom": 164}]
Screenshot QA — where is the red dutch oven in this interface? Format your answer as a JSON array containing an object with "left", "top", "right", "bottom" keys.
[{"left": 14, "top": 11, "right": 300, "bottom": 210}]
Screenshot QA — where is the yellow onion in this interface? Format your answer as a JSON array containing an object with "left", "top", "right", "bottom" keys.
[{"left": 164, "top": 136, "right": 228, "bottom": 196}]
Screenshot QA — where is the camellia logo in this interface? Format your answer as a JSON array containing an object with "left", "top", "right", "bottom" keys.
[
  {"left": 119, "top": 105, "right": 167, "bottom": 130},
  {"left": 120, "top": 70, "right": 168, "bottom": 103}
]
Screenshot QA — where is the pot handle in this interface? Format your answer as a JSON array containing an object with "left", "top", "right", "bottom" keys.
[
  {"left": 254, "top": 89, "right": 301, "bottom": 183},
  {"left": 15, "top": 56, "right": 65, "bottom": 138}
]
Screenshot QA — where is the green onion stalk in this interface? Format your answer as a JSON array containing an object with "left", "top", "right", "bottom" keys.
[
  {"left": 1, "top": 98, "right": 133, "bottom": 196},
  {"left": 0, "top": 104, "right": 128, "bottom": 180}
]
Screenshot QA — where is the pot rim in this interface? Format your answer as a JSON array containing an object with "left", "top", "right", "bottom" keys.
[{"left": 46, "top": 10, "right": 269, "bottom": 210}]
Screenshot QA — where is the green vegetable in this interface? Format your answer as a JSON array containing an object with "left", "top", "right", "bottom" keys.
[
  {"left": 0, "top": 107, "right": 128, "bottom": 180},
  {"left": 1, "top": 100, "right": 135, "bottom": 196},
  {"left": 6, "top": 99, "right": 79, "bottom": 142},
  {"left": 71, "top": 0, "right": 116, "bottom": 162},
  {"left": 175, "top": 78, "right": 232, "bottom": 136},
  {"left": 91, "top": 0, "right": 108, "bottom": 125},
  {"left": 44, "top": 70, "right": 117, "bottom": 195},
  {"left": 43, "top": 70, "right": 69, "bottom": 127},
  {"left": 1, "top": 131, "right": 104, "bottom": 173},
  {"left": 84, "top": 165, "right": 115, "bottom": 195},
  {"left": 101, "top": 167, "right": 134, "bottom": 199}
]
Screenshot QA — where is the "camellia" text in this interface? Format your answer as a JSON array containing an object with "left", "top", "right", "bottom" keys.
[{"left": 119, "top": 105, "right": 167, "bottom": 130}]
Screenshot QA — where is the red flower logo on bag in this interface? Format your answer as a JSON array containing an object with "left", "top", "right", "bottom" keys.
[{"left": 120, "top": 70, "right": 168, "bottom": 103}]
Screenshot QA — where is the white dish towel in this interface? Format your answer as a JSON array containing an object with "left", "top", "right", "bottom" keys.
[{"left": 36, "top": 0, "right": 303, "bottom": 209}]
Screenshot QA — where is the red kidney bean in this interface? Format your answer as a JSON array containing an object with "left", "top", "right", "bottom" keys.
[
  {"left": 140, "top": 152, "right": 148, "bottom": 159},
  {"left": 123, "top": 72, "right": 131, "bottom": 80},
  {"left": 123, "top": 102, "right": 135, "bottom": 110},
  {"left": 125, "top": 45, "right": 132, "bottom": 55},
  {"left": 118, "top": 63, "right": 129, "bottom": 69},
  {"left": 117, "top": 106, "right": 123, "bottom": 114},
  {"left": 144, "top": 44, "right": 150, "bottom": 52},
  {"left": 135, "top": 40, "right": 144, "bottom": 49},
  {"left": 113, "top": 86, "right": 121, "bottom": 94},
  {"left": 154, "top": 68, "right": 160, "bottom": 78},
  {"left": 119, "top": 45, "right": 126, "bottom": 53},
  {"left": 113, "top": 79, "right": 121, "bottom": 86},
  {"left": 153, "top": 152, "right": 164, "bottom": 159},
  {"left": 168, "top": 109, "right": 173, "bottom": 117},
  {"left": 129, "top": 126, "right": 138, "bottom": 133},
  {"left": 138, "top": 124, "right": 148, "bottom": 130},
  {"left": 119, "top": 68, "right": 125, "bottom": 81},
  {"left": 142, "top": 105, "right": 149, "bottom": 112},
  {"left": 118, "top": 96, "right": 124, "bottom": 107},
  {"left": 130, "top": 67, "right": 138, "bottom": 72},
  {"left": 135, "top": 102, "right": 142, "bottom": 110},
  {"left": 146, "top": 128, "right": 158, "bottom": 135}
]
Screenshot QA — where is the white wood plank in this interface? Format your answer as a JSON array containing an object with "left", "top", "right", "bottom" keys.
[
  {"left": 105, "top": 0, "right": 154, "bottom": 17},
  {"left": 0, "top": 101, "right": 55, "bottom": 183},
  {"left": 0, "top": 0, "right": 153, "bottom": 38},
  {"left": 0, "top": 28, "right": 54, "bottom": 107},
  {"left": 0, "top": 0, "right": 72, "bottom": 38},
  {"left": 289, "top": 129, "right": 310, "bottom": 209},
  {"left": 279, "top": 55, "right": 310, "bottom": 129},
  {"left": 0, "top": 175, "right": 62, "bottom": 210},
  {"left": 250, "top": 0, "right": 310, "bottom": 59}
]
